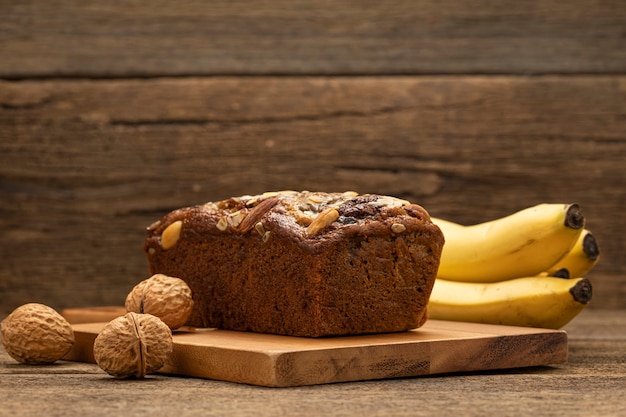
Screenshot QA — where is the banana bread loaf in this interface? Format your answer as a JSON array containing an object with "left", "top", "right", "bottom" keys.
[{"left": 143, "top": 191, "right": 444, "bottom": 337}]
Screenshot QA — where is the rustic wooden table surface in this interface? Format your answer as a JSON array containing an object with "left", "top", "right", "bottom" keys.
[{"left": 1, "top": 309, "right": 625, "bottom": 417}]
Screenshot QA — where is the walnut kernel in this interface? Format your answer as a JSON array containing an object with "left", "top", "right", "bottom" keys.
[
  {"left": 93, "top": 312, "right": 172, "bottom": 379},
  {"left": 125, "top": 274, "right": 194, "bottom": 330},
  {"left": 1, "top": 303, "right": 74, "bottom": 364}
]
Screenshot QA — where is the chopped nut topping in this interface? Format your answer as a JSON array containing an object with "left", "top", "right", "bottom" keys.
[
  {"left": 238, "top": 196, "right": 280, "bottom": 233},
  {"left": 262, "top": 190, "right": 297, "bottom": 197},
  {"left": 308, "top": 194, "right": 325, "bottom": 203},
  {"left": 216, "top": 216, "right": 228, "bottom": 231},
  {"left": 295, "top": 213, "right": 314, "bottom": 226},
  {"left": 161, "top": 220, "right": 183, "bottom": 250},
  {"left": 227, "top": 210, "right": 247, "bottom": 228},
  {"left": 368, "top": 196, "right": 410, "bottom": 208},
  {"left": 262, "top": 231, "right": 271, "bottom": 243},
  {"left": 391, "top": 223, "right": 407, "bottom": 233},
  {"left": 147, "top": 220, "right": 161, "bottom": 231},
  {"left": 306, "top": 208, "right": 340, "bottom": 236},
  {"left": 245, "top": 197, "right": 259, "bottom": 207},
  {"left": 298, "top": 202, "right": 314, "bottom": 212},
  {"left": 254, "top": 222, "right": 265, "bottom": 236},
  {"left": 177, "top": 192, "right": 418, "bottom": 240}
]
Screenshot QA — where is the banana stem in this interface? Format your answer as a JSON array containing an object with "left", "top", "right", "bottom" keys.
[
  {"left": 565, "top": 204, "right": 585, "bottom": 229},
  {"left": 582, "top": 232, "right": 600, "bottom": 261},
  {"left": 552, "top": 268, "right": 570, "bottom": 279},
  {"left": 570, "top": 278, "right": 593, "bottom": 304}
]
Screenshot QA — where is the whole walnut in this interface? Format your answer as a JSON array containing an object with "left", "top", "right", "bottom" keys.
[
  {"left": 93, "top": 312, "right": 173, "bottom": 379},
  {"left": 1, "top": 303, "right": 74, "bottom": 364},
  {"left": 125, "top": 274, "right": 194, "bottom": 329}
]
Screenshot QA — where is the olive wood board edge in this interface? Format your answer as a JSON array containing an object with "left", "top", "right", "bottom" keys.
[{"left": 62, "top": 307, "right": 568, "bottom": 387}]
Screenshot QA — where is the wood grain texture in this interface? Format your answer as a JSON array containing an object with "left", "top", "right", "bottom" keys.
[
  {"left": 1, "top": 0, "right": 625, "bottom": 77},
  {"left": 64, "top": 318, "right": 567, "bottom": 387},
  {"left": 2, "top": 310, "right": 625, "bottom": 416},
  {"left": 1, "top": 76, "right": 625, "bottom": 314}
]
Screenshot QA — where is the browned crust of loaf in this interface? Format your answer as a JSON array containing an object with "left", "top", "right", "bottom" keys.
[{"left": 143, "top": 191, "right": 444, "bottom": 337}]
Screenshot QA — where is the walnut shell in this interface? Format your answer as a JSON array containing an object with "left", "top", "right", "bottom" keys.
[
  {"left": 93, "top": 312, "right": 173, "bottom": 379},
  {"left": 1, "top": 303, "right": 74, "bottom": 364},
  {"left": 125, "top": 274, "right": 194, "bottom": 329}
]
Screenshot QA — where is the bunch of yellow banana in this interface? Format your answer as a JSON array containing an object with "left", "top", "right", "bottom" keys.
[{"left": 428, "top": 203, "right": 599, "bottom": 329}]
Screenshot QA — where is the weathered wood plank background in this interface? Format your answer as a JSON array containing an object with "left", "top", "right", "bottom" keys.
[
  {"left": 1, "top": 1, "right": 625, "bottom": 314},
  {"left": 2, "top": 0, "right": 625, "bottom": 76}
]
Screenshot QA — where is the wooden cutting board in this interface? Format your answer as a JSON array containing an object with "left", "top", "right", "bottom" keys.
[{"left": 62, "top": 307, "right": 568, "bottom": 387}]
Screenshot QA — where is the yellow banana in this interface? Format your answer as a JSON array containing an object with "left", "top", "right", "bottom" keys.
[
  {"left": 542, "top": 229, "right": 600, "bottom": 278},
  {"left": 429, "top": 217, "right": 464, "bottom": 231},
  {"left": 432, "top": 203, "right": 585, "bottom": 282},
  {"left": 428, "top": 276, "right": 592, "bottom": 329}
]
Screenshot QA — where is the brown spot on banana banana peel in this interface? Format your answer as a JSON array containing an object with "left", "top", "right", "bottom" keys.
[
  {"left": 564, "top": 204, "right": 585, "bottom": 230},
  {"left": 570, "top": 278, "right": 593, "bottom": 304}
]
